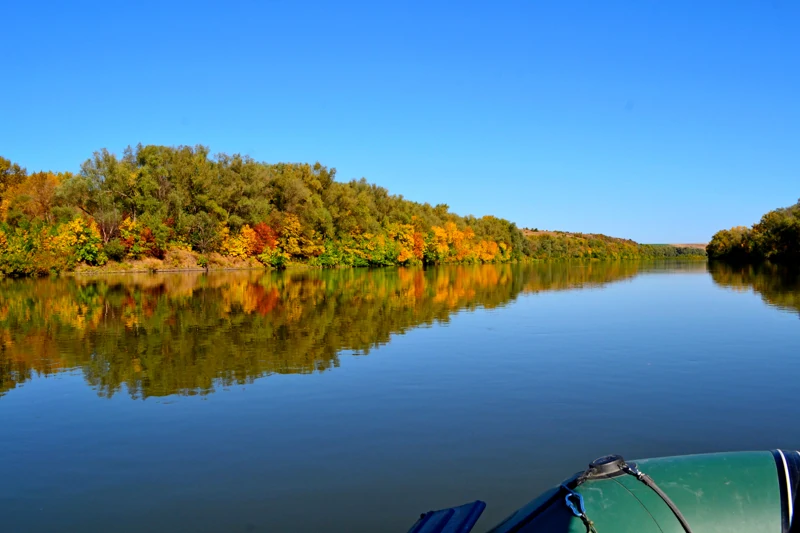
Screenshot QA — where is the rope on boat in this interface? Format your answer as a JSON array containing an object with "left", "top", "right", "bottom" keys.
[
  {"left": 622, "top": 463, "right": 694, "bottom": 533},
  {"left": 567, "top": 454, "right": 693, "bottom": 533}
]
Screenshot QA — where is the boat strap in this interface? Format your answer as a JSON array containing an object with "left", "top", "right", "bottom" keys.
[
  {"left": 561, "top": 484, "right": 598, "bottom": 533},
  {"left": 620, "top": 462, "right": 694, "bottom": 533},
  {"left": 571, "top": 455, "right": 694, "bottom": 533}
]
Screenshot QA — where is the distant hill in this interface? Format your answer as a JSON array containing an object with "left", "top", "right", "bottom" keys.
[{"left": 667, "top": 243, "right": 707, "bottom": 249}]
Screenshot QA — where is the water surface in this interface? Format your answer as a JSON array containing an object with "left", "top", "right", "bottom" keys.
[{"left": 1, "top": 262, "right": 799, "bottom": 532}]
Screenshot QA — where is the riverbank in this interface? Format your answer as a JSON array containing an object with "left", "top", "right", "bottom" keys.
[
  {"left": 1, "top": 224, "right": 707, "bottom": 278},
  {"left": 71, "top": 249, "right": 265, "bottom": 274},
  {"left": 66, "top": 255, "right": 707, "bottom": 277}
]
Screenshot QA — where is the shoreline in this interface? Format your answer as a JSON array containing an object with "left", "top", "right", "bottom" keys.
[
  {"left": 62, "top": 256, "right": 707, "bottom": 277},
  {"left": 68, "top": 266, "right": 267, "bottom": 275},
  {"left": 1, "top": 249, "right": 709, "bottom": 279}
]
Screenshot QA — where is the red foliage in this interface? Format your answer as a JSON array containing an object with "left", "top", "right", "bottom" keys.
[
  {"left": 252, "top": 222, "right": 277, "bottom": 254},
  {"left": 140, "top": 227, "right": 166, "bottom": 259},
  {"left": 140, "top": 227, "right": 154, "bottom": 244}
]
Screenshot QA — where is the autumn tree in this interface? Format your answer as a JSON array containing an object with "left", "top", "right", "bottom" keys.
[
  {"left": 0, "top": 156, "right": 27, "bottom": 203},
  {"left": 2, "top": 144, "right": 539, "bottom": 275}
]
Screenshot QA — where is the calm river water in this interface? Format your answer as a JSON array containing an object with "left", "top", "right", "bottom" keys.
[{"left": 1, "top": 262, "right": 799, "bottom": 532}]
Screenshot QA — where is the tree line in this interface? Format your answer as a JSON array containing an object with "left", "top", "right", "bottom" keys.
[
  {"left": 525, "top": 230, "right": 705, "bottom": 260},
  {"left": 707, "top": 200, "right": 800, "bottom": 263},
  {"left": 1, "top": 146, "right": 702, "bottom": 277},
  {"left": 1, "top": 146, "right": 532, "bottom": 276}
]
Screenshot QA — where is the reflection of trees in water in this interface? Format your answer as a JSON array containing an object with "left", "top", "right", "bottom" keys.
[
  {"left": 1, "top": 262, "right": 643, "bottom": 399},
  {"left": 710, "top": 262, "right": 800, "bottom": 315}
]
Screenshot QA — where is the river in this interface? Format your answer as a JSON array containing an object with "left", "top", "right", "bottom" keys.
[{"left": 1, "top": 262, "right": 799, "bottom": 532}]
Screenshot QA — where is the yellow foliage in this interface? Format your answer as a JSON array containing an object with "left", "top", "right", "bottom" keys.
[
  {"left": 240, "top": 225, "right": 258, "bottom": 256},
  {"left": 397, "top": 248, "right": 414, "bottom": 263},
  {"left": 275, "top": 214, "right": 323, "bottom": 258},
  {"left": 55, "top": 219, "right": 86, "bottom": 251},
  {"left": 392, "top": 223, "right": 419, "bottom": 264},
  {"left": 444, "top": 222, "right": 461, "bottom": 244},
  {"left": 221, "top": 225, "right": 258, "bottom": 259},
  {"left": 120, "top": 218, "right": 136, "bottom": 232},
  {"left": 53, "top": 218, "right": 105, "bottom": 265},
  {"left": 218, "top": 226, "right": 230, "bottom": 242},
  {"left": 477, "top": 240, "right": 499, "bottom": 262},
  {"left": 119, "top": 217, "right": 137, "bottom": 239},
  {"left": 280, "top": 214, "right": 303, "bottom": 257},
  {"left": 432, "top": 226, "right": 449, "bottom": 255}
]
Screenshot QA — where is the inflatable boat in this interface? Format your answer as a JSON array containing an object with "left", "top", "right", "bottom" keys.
[{"left": 407, "top": 450, "right": 800, "bottom": 532}]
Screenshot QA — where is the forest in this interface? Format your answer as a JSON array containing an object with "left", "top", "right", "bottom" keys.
[
  {"left": 707, "top": 200, "right": 800, "bottom": 263},
  {"left": 1, "top": 146, "right": 703, "bottom": 277}
]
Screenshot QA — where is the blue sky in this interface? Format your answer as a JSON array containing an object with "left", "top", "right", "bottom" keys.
[{"left": 2, "top": 1, "right": 798, "bottom": 243}]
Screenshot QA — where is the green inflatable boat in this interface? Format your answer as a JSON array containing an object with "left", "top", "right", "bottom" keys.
[{"left": 407, "top": 450, "right": 800, "bottom": 533}]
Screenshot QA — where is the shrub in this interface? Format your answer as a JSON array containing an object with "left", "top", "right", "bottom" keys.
[{"left": 104, "top": 238, "right": 127, "bottom": 262}]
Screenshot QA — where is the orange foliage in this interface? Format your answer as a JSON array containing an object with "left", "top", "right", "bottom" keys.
[
  {"left": 0, "top": 171, "right": 63, "bottom": 222},
  {"left": 252, "top": 222, "right": 277, "bottom": 254},
  {"left": 413, "top": 232, "right": 425, "bottom": 260},
  {"left": 397, "top": 248, "right": 414, "bottom": 263},
  {"left": 477, "top": 240, "right": 499, "bottom": 262}
]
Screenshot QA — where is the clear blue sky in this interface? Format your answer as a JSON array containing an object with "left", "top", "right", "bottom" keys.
[{"left": 2, "top": 1, "right": 798, "bottom": 243}]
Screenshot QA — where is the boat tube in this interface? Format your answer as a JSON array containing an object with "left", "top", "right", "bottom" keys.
[{"left": 407, "top": 450, "right": 800, "bottom": 533}]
